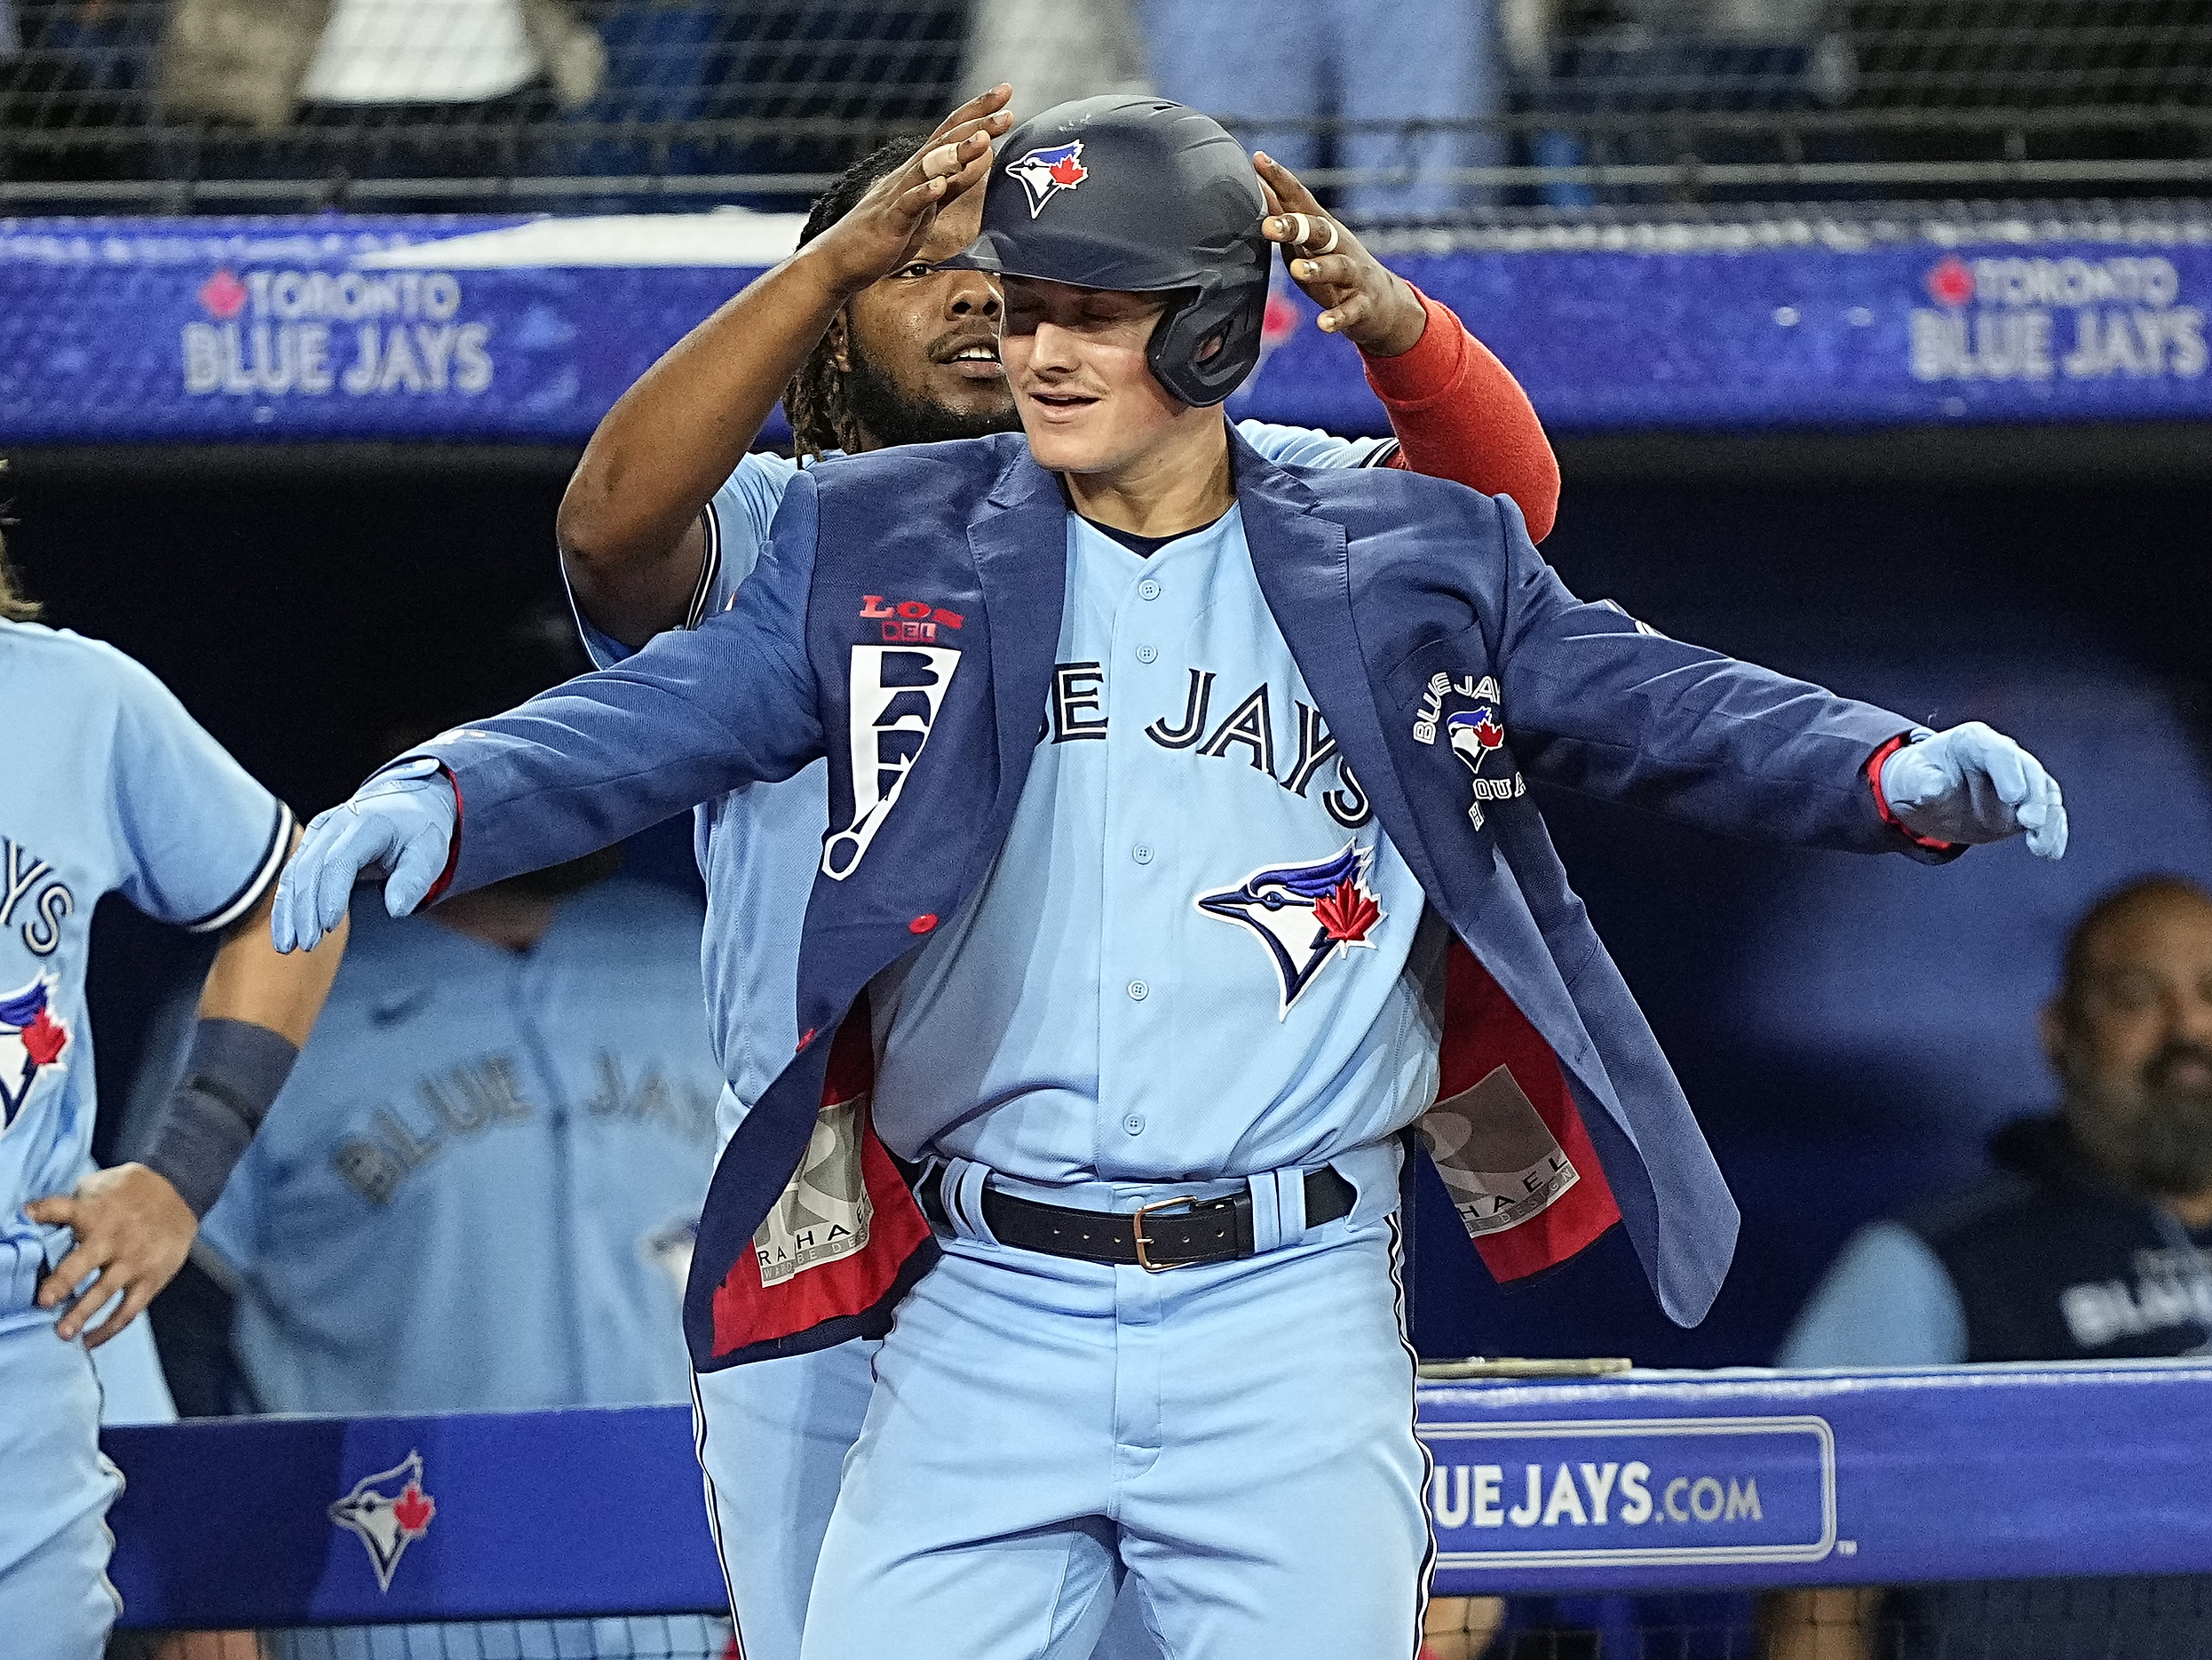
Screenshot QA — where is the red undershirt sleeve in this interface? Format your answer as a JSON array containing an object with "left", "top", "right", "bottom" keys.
[{"left": 1363, "top": 284, "right": 1562, "bottom": 543}]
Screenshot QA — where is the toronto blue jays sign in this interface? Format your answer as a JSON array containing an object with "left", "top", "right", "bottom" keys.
[{"left": 9, "top": 207, "right": 2212, "bottom": 443}]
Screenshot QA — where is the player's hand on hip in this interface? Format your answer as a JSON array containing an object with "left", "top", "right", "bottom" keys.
[
  {"left": 1880, "top": 721, "right": 2069, "bottom": 859},
  {"left": 802, "top": 84, "right": 1015, "bottom": 299},
  {"left": 272, "top": 764, "right": 458, "bottom": 953},
  {"left": 24, "top": 1164, "right": 195, "bottom": 1347},
  {"left": 1256, "top": 153, "right": 1427, "bottom": 357}
]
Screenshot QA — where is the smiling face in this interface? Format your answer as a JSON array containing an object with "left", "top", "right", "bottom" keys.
[
  {"left": 836, "top": 191, "right": 1016, "bottom": 451},
  {"left": 998, "top": 275, "right": 1217, "bottom": 476},
  {"left": 2047, "top": 883, "right": 2212, "bottom": 1197}
]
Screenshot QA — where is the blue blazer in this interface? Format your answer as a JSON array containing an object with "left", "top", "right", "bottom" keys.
[{"left": 414, "top": 430, "right": 1937, "bottom": 1370}]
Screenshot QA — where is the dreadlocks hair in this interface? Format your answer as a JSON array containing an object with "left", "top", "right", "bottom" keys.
[
  {"left": 783, "top": 135, "right": 927, "bottom": 460},
  {"left": 0, "top": 461, "right": 35, "bottom": 623}
]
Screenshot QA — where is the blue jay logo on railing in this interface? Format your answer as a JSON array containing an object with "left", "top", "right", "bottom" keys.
[
  {"left": 329, "top": 1450, "right": 437, "bottom": 1592},
  {"left": 1006, "top": 141, "right": 1089, "bottom": 218},
  {"left": 1197, "top": 842, "right": 1385, "bottom": 1018},
  {"left": 0, "top": 975, "right": 68, "bottom": 1136}
]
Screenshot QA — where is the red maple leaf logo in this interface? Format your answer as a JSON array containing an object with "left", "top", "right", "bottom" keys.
[
  {"left": 1473, "top": 715, "right": 1504, "bottom": 751},
  {"left": 20, "top": 1009, "right": 66, "bottom": 1068},
  {"left": 392, "top": 1482, "right": 435, "bottom": 1536},
  {"left": 1048, "top": 155, "right": 1086, "bottom": 187},
  {"left": 199, "top": 269, "right": 247, "bottom": 321},
  {"left": 1925, "top": 255, "right": 1974, "bottom": 309},
  {"left": 1313, "top": 879, "right": 1380, "bottom": 945}
]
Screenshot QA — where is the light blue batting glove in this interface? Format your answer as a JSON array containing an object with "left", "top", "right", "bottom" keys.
[
  {"left": 272, "top": 759, "right": 458, "bottom": 953},
  {"left": 1879, "top": 722, "right": 2068, "bottom": 861}
]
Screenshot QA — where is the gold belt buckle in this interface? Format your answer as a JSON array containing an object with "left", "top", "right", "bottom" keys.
[{"left": 1131, "top": 1195, "right": 1199, "bottom": 1273}]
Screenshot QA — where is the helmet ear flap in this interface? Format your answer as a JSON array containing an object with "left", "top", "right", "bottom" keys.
[{"left": 1146, "top": 277, "right": 1269, "bottom": 407}]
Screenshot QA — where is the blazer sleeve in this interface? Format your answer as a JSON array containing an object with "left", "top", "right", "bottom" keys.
[
  {"left": 415, "top": 472, "right": 827, "bottom": 896},
  {"left": 1486, "top": 493, "right": 1937, "bottom": 856}
]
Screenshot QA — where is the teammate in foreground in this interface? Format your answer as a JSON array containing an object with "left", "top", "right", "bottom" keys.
[
  {"left": 555, "top": 83, "right": 1554, "bottom": 1660},
  {"left": 275, "top": 99, "right": 2066, "bottom": 1659},
  {"left": 0, "top": 538, "right": 345, "bottom": 1659}
]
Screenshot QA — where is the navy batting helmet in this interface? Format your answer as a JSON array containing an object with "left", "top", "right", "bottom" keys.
[{"left": 945, "top": 96, "right": 1270, "bottom": 407}]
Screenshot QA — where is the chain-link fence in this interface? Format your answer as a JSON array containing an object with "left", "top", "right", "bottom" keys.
[{"left": 2, "top": 0, "right": 2208, "bottom": 217}]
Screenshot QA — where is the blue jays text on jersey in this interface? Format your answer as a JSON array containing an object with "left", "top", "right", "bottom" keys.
[
  {"left": 156, "top": 876, "right": 723, "bottom": 1416},
  {"left": 0, "top": 623, "right": 291, "bottom": 1327},
  {"left": 422, "top": 428, "right": 1945, "bottom": 1370}
]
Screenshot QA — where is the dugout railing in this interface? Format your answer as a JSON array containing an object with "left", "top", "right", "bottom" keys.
[{"left": 99, "top": 1361, "right": 2212, "bottom": 1656}]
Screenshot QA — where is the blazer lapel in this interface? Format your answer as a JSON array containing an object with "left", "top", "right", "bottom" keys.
[
  {"left": 966, "top": 449, "right": 1069, "bottom": 869},
  {"left": 1233, "top": 435, "right": 1453, "bottom": 907}
]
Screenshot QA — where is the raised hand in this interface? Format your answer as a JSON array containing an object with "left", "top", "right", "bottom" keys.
[
  {"left": 272, "top": 763, "right": 459, "bottom": 953},
  {"left": 1880, "top": 722, "right": 2069, "bottom": 859},
  {"left": 803, "top": 84, "right": 1017, "bottom": 300},
  {"left": 1255, "top": 151, "right": 1428, "bottom": 358}
]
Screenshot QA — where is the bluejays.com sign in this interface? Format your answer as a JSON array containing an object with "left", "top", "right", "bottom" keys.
[{"left": 1423, "top": 1416, "right": 1836, "bottom": 1570}]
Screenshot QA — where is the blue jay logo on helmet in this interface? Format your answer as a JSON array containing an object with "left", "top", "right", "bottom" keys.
[
  {"left": 1005, "top": 141, "right": 1089, "bottom": 218},
  {"left": 1197, "top": 842, "right": 1385, "bottom": 1018},
  {"left": 0, "top": 974, "right": 68, "bottom": 1135}
]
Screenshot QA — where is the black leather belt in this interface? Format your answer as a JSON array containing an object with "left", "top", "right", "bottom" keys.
[{"left": 919, "top": 1167, "right": 1357, "bottom": 1271}]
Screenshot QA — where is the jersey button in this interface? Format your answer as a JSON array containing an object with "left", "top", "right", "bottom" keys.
[
  {"left": 1122, "top": 1114, "right": 1146, "bottom": 1135},
  {"left": 1137, "top": 579, "right": 1162, "bottom": 601},
  {"left": 909, "top": 913, "right": 939, "bottom": 934},
  {"left": 1127, "top": 979, "right": 1150, "bottom": 1001},
  {"left": 1132, "top": 843, "right": 1154, "bottom": 865},
  {"left": 1135, "top": 644, "right": 1158, "bottom": 664}
]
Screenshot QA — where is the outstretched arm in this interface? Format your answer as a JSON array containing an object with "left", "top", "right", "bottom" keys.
[
  {"left": 1256, "top": 155, "right": 1561, "bottom": 539},
  {"left": 276, "top": 479, "right": 829, "bottom": 953},
  {"left": 1483, "top": 496, "right": 2064, "bottom": 858},
  {"left": 557, "top": 89, "right": 1013, "bottom": 650}
]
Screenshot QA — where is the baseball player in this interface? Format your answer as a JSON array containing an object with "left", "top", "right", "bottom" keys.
[
  {"left": 554, "top": 83, "right": 1557, "bottom": 1660},
  {"left": 275, "top": 99, "right": 2067, "bottom": 1659},
  {"left": 0, "top": 544, "right": 345, "bottom": 1660},
  {"left": 123, "top": 606, "right": 728, "bottom": 1660}
]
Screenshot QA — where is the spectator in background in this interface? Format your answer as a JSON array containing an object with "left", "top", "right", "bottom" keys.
[
  {"left": 1136, "top": 0, "right": 1502, "bottom": 218},
  {"left": 157, "top": 0, "right": 600, "bottom": 201},
  {"left": 961, "top": 0, "right": 1149, "bottom": 122},
  {"left": 128, "top": 603, "right": 725, "bottom": 1657},
  {"left": 1765, "top": 875, "right": 2212, "bottom": 1659}
]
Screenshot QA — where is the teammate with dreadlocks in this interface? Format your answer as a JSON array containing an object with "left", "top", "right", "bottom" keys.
[{"left": 551, "top": 85, "right": 1558, "bottom": 1660}]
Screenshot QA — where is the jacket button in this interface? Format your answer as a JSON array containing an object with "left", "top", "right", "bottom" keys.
[{"left": 910, "top": 914, "right": 938, "bottom": 934}]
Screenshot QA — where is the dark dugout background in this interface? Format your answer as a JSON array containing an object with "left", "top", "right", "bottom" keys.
[{"left": 9, "top": 428, "right": 2212, "bottom": 1367}]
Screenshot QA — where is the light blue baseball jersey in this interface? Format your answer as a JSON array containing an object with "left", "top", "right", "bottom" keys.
[
  {"left": 182, "top": 876, "right": 723, "bottom": 1413},
  {"left": 870, "top": 507, "right": 1447, "bottom": 1187},
  {"left": 566, "top": 425, "right": 1399, "bottom": 1153},
  {"left": 0, "top": 623, "right": 291, "bottom": 1330}
]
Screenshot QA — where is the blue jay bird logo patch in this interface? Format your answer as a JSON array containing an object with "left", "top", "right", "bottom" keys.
[
  {"left": 1197, "top": 842, "right": 1385, "bottom": 1018},
  {"left": 1006, "top": 141, "right": 1088, "bottom": 218},
  {"left": 1447, "top": 705, "right": 1506, "bottom": 771},
  {"left": 1413, "top": 672, "right": 1525, "bottom": 830},
  {"left": 329, "top": 1451, "right": 437, "bottom": 1592},
  {"left": 0, "top": 975, "right": 68, "bottom": 1136}
]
